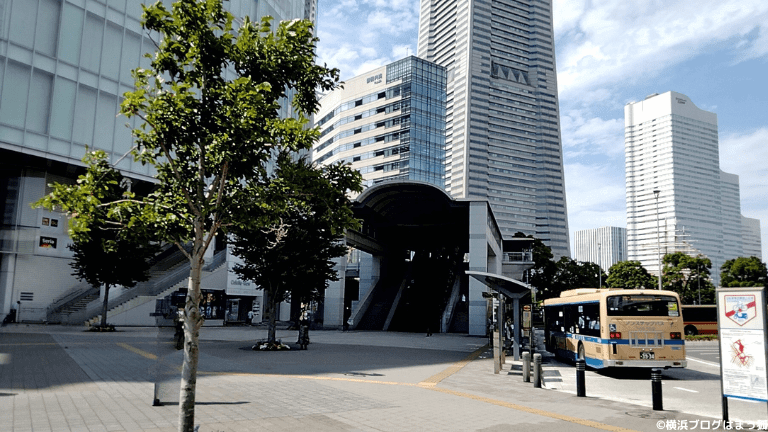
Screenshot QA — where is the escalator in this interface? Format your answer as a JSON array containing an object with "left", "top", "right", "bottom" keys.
[
  {"left": 355, "top": 258, "right": 409, "bottom": 330},
  {"left": 388, "top": 250, "right": 462, "bottom": 333}
]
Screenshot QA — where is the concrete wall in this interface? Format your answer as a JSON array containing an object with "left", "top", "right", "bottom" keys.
[
  {"left": 323, "top": 255, "right": 346, "bottom": 328},
  {"left": 467, "top": 202, "right": 503, "bottom": 336}
]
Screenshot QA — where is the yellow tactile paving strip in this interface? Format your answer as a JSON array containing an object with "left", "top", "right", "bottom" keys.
[
  {"left": 418, "top": 343, "right": 488, "bottom": 386},
  {"left": 116, "top": 342, "right": 158, "bottom": 360},
  {"left": 427, "top": 386, "right": 639, "bottom": 432},
  {"left": 114, "top": 341, "right": 644, "bottom": 431}
]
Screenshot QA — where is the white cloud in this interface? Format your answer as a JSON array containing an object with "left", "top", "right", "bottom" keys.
[
  {"left": 564, "top": 162, "right": 626, "bottom": 230},
  {"left": 317, "top": 0, "right": 420, "bottom": 80},
  {"left": 391, "top": 44, "right": 413, "bottom": 58},
  {"left": 554, "top": 0, "right": 768, "bottom": 101},
  {"left": 351, "top": 58, "right": 391, "bottom": 76},
  {"left": 561, "top": 112, "right": 624, "bottom": 158}
]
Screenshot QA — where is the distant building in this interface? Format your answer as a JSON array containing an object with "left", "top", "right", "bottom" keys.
[
  {"left": 624, "top": 91, "right": 761, "bottom": 286},
  {"left": 416, "top": 0, "right": 570, "bottom": 258},
  {"left": 573, "top": 227, "right": 627, "bottom": 271},
  {"left": 313, "top": 56, "right": 447, "bottom": 190},
  {"left": 742, "top": 217, "right": 763, "bottom": 259}
]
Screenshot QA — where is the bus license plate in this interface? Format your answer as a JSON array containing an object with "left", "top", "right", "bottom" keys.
[{"left": 640, "top": 352, "right": 655, "bottom": 360}]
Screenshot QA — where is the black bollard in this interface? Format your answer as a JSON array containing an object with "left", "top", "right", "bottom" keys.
[
  {"left": 522, "top": 351, "right": 531, "bottom": 382},
  {"left": 533, "top": 353, "right": 542, "bottom": 388},
  {"left": 576, "top": 359, "right": 586, "bottom": 397},
  {"left": 651, "top": 368, "right": 663, "bottom": 410}
]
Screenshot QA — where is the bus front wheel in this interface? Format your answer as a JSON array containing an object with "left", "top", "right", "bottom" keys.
[
  {"left": 577, "top": 343, "right": 585, "bottom": 362},
  {"left": 685, "top": 325, "right": 698, "bottom": 336}
]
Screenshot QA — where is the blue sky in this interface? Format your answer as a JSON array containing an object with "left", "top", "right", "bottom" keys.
[{"left": 315, "top": 0, "right": 768, "bottom": 261}]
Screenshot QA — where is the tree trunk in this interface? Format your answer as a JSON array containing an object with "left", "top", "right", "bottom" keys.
[
  {"left": 178, "top": 239, "right": 205, "bottom": 432},
  {"left": 267, "top": 288, "right": 277, "bottom": 344},
  {"left": 100, "top": 284, "right": 110, "bottom": 328}
]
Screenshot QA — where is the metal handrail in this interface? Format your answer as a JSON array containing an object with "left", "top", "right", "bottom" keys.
[
  {"left": 47, "top": 282, "right": 95, "bottom": 315},
  {"left": 202, "top": 249, "right": 227, "bottom": 272}
]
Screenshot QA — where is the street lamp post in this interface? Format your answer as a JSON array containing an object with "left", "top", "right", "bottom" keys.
[
  {"left": 598, "top": 242, "right": 602, "bottom": 288},
  {"left": 698, "top": 263, "right": 701, "bottom": 305},
  {"left": 653, "top": 189, "right": 662, "bottom": 290}
]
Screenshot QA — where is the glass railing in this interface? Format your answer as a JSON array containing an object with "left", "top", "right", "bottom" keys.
[{"left": 503, "top": 252, "right": 533, "bottom": 262}]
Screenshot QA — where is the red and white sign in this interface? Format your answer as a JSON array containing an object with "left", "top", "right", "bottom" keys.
[{"left": 724, "top": 295, "right": 757, "bottom": 326}]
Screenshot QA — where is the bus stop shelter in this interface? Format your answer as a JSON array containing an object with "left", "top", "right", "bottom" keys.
[{"left": 466, "top": 271, "right": 532, "bottom": 362}]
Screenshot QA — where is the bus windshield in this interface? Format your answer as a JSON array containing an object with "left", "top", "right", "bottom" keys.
[{"left": 607, "top": 295, "right": 680, "bottom": 317}]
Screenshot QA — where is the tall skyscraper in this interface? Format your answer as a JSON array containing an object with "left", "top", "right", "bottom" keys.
[
  {"left": 573, "top": 227, "right": 627, "bottom": 272},
  {"left": 417, "top": 0, "right": 570, "bottom": 258},
  {"left": 742, "top": 217, "right": 763, "bottom": 259},
  {"left": 0, "top": 0, "right": 316, "bottom": 322},
  {"left": 313, "top": 56, "right": 447, "bottom": 190},
  {"left": 625, "top": 91, "right": 762, "bottom": 286}
]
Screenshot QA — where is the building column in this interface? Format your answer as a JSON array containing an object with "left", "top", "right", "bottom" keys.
[
  {"left": 0, "top": 254, "right": 17, "bottom": 317},
  {"left": 323, "top": 255, "right": 346, "bottom": 328},
  {"left": 468, "top": 202, "right": 489, "bottom": 336}
]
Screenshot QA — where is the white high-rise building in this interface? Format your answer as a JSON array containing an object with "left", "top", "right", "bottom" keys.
[
  {"left": 742, "top": 217, "right": 763, "bottom": 259},
  {"left": 624, "top": 91, "right": 762, "bottom": 286},
  {"left": 573, "top": 227, "right": 627, "bottom": 271},
  {"left": 417, "top": 0, "right": 570, "bottom": 258}
]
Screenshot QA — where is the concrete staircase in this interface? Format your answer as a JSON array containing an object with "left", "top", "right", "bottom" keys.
[
  {"left": 60, "top": 292, "right": 100, "bottom": 315},
  {"left": 81, "top": 248, "right": 228, "bottom": 326}
]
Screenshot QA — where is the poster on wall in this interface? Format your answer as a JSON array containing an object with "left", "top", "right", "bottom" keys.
[
  {"left": 717, "top": 287, "right": 768, "bottom": 403},
  {"left": 39, "top": 236, "right": 57, "bottom": 249},
  {"left": 225, "top": 246, "right": 260, "bottom": 296}
]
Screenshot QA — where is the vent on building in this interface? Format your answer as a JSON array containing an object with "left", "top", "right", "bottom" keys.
[{"left": 20, "top": 292, "right": 34, "bottom": 301}]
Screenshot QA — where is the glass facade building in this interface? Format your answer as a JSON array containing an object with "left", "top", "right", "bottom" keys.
[
  {"left": 314, "top": 56, "right": 447, "bottom": 190},
  {"left": 417, "top": 0, "right": 570, "bottom": 258},
  {"left": 0, "top": 0, "right": 316, "bottom": 321}
]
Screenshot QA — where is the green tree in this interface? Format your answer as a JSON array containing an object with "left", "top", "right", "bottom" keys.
[
  {"left": 606, "top": 260, "right": 657, "bottom": 289},
  {"left": 512, "top": 232, "right": 557, "bottom": 300},
  {"left": 662, "top": 252, "right": 714, "bottom": 304},
  {"left": 230, "top": 154, "right": 361, "bottom": 344},
  {"left": 547, "top": 257, "right": 607, "bottom": 300},
  {"left": 35, "top": 150, "right": 159, "bottom": 329},
  {"left": 37, "top": 1, "right": 340, "bottom": 430},
  {"left": 720, "top": 256, "right": 768, "bottom": 288}
]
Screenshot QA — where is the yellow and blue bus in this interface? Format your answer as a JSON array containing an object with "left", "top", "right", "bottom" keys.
[{"left": 543, "top": 289, "right": 687, "bottom": 369}]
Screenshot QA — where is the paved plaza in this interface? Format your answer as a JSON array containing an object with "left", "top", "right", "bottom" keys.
[{"left": 1, "top": 324, "right": 723, "bottom": 431}]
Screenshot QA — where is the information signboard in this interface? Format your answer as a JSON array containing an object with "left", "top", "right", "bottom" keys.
[{"left": 717, "top": 287, "right": 768, "bottom": 405}]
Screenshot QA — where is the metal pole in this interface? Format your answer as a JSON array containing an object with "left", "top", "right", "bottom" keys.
[
  {"left": 513, "top": 297, "right": 520, "bottom": 361},
  {"left": 576, "top": 359, "right": 586, "bottom": 397},
  {"left": 698, "top": 264, "right": 701, "bottom": 305},
  {"left": 533, "top": 353, "right": 542, "bottom": 388},
  {"left": 522, "top": 351, "right": 531, "bottom": 382},
  {"left": 651, "top": 368, "right": 663, "bottom": 410},
  {"left": 654, "top": 189, "right": 662, "bottom": 290},
  {"left": 598, "top": 243, "right": 601, "bottom": 288}
]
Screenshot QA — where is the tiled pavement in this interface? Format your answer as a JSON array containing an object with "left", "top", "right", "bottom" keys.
[{"left": 1, "top": 324, "right": 719, "bottom": 431}]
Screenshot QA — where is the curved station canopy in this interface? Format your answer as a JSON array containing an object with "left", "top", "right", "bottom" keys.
[{"left": 348, "top": 180, "right": 472, "bottom": 254}]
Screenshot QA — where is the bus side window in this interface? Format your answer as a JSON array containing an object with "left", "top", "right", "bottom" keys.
[{"left": 582, "top": 303, "right": 600, "bottom": 337}]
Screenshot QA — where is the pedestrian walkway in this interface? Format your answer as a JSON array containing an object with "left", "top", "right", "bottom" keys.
[{"left": 1, "top": 324, "right": 717, "bottom": 431}]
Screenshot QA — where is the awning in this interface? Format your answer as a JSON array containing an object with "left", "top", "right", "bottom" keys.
[{"left": 466, "top": 270, "right": 532, "bottom": 299}]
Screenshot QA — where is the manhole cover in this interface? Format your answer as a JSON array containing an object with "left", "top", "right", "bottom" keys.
[{"left": 624, "top": 410, "right": 675, "bottom": 420}]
